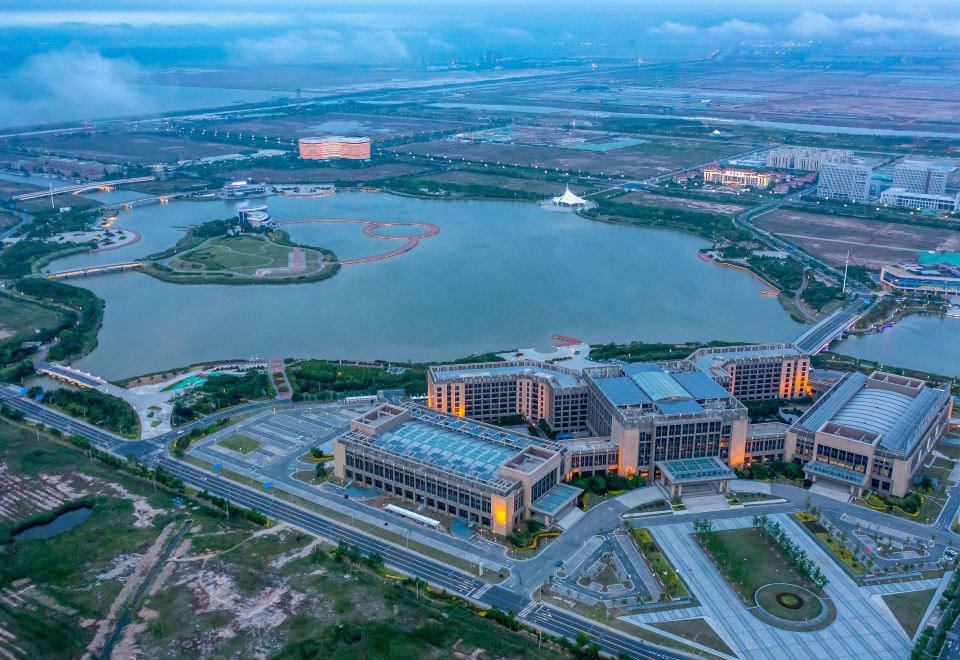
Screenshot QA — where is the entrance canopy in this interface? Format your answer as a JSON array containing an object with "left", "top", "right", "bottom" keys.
[{"left": 656, "top": 456, "right": 735, "bottom": 498}]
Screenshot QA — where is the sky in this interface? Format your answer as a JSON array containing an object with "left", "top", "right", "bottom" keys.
[{"left": 0, "top": 1, "right": 958, "bottom": 128}]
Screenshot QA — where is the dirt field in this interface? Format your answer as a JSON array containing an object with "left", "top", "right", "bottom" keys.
[
  {"left": 391, "top": 136, "right": 740, "bottom": 178},
  {"left": 212, "top": 112, "right": 471, "bottom": 140},
  {"left": 755, "top": 209, "right": 960, "bottom": 268},
  {"left": 618, "top": 191, "right": 746, "bottom": 216},
  {"left": 9, "top": 131, "right": 257, "bottom": 165}
]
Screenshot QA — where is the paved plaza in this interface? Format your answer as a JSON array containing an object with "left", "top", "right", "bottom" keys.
[{"left": 622, "top": 514, "right": 913, "bottom": 659}]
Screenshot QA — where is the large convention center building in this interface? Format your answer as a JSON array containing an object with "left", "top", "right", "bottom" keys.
[
  {"left": 298, "top": 136, "right": 372, "bottom": 160},
  {"left": 332, "top": 404, "right": 579, "bottom": 535},
  {"left": 785, "top": 371, "right": 953, "bottom": 498}
]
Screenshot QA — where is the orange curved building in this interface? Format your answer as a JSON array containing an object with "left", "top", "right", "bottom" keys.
[{"left": 298, "top": 136, "right": 371, "bottom": 160}]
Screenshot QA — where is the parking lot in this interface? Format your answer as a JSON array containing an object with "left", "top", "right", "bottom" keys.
[{"left": 188, "top": 404, "right": 361, "bottom": 474}]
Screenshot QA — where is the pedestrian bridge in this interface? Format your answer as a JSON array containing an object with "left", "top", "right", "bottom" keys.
[{"left": 46, "top": 262, "right": 144, "bottom": 279}]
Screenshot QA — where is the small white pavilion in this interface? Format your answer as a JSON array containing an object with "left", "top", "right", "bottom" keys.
[{"left": 540, "top": 186, "right": 596, "bottom": 212}]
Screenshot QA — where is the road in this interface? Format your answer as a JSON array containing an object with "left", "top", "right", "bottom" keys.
[
  {"left": 794, "top": 298, "right": 871, "bottom": 354},
  {"left": 0, "top": 387, "right": 685, "bottom": 659}
]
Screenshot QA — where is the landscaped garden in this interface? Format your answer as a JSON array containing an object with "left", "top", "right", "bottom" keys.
[
  {"left": 217, "top": 434, "right": 261, "bottom": 454},
  {"left": 629, "top": 527, "right": 688, "bottom": 599},
  {"left": 693, "top": 516, "right": 834, "bottom": 628}
]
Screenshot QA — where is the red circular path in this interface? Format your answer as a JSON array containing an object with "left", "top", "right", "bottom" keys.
[{"left": 277, "top": 219, "right": 440, "bottom": 265}]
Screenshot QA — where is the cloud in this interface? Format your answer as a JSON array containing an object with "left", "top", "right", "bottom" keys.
[
  {"left": 0, "top": 46, "right": 153, "bottom": 127},
  {"left": 707, "top": 19, "right": 770, "bottom": 36},
  {"left": 0, "top": 10, "right": 289, "bottom": 27},
  {"left": 650, "top": 21, "right": 697, "bottom": 35},
  {"left": 230, "top": 28, "right": 410, "bottom": 65},
  {"left": 786, "top": 12, "right": 838, "bottom": 37}
]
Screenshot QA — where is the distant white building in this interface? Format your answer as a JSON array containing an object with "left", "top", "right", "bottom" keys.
[
  {"left": 539, "top": 187, "right": 596, "bottom": 212},
  {"left": 892, "top": 160, "right": 953, "bottom": 196},
  {"left": 817, "top": 163, "right": 872, "bottom": 203},
  {"left": 766, "top": 147, "right": 853, "bottom": 171},
  {"left": 880, "top": 187, "right": 959, "bottom": 213}
]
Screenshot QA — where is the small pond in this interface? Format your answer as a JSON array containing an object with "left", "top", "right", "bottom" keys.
[{"left": 13, "top": 505, "right": 93, "bottom": 541}]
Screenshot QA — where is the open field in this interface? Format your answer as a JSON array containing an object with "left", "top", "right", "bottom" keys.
[
  {"left": 391, "top": 134, "right": 743, "bottom": 179},
  {"left": 6, "top": 130, "right": 258, "bottom": 165},
  {"left": 168, "top": 234, "right": 333, "bottom": 281},
  {"left": 0, "top": 294, "right": 70, "bottom": 346},
  {"left": 225, "top": 162, "right": 428, "bottom": 183},
  {"left": 406, "top": 169, "right": 592, "bottom": 196},
  {"left": 882, "top": 588, "right": 936, "bottom": 638},
  {"left": 212, "top": 111, "right": 472, "bottom": 139},
  {"left": 754, "top": 209, "right": 960, "bottom": 268},
  {"left": 619, "top": 191, "right": 747, "bottom": 216}
]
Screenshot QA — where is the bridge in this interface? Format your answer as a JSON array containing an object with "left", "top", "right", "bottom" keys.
[
  {"left": 11, "top": 176, "right": 156, "bottom": 201},
  {"left": 38, "top": 362, "right": 108, "bottom": 389},
  {"left": 97, "top": 191, "right": 192, "bottom": 212},
  {"left": 46, "top": 261, "right": 144, "bottom": 279},
  {"left": 794, "top": 298, "right": 874, "bottom": 354}
]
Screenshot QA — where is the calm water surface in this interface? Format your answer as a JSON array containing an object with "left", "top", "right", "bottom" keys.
[
  {"left": 833, "top": 314, "right": 960, "bottom": 378},
  {"left": 49, "top": 192, "right": 805, "bottom": 379}
]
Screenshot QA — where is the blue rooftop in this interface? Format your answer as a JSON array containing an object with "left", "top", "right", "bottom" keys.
[
  {"left": 593, "top": 376, "right": 651, "bottom": 406},
  {"left": 594, "top": 363, "right": 731, "bottom": 410},
  {"left": 378, "top": 420, "right": 525, "bottom": 482},
  {"left": 657, "top": 400, "right": 705, "bottom": 415},
  {"left": 672, "top": 370, "right": 732, "bottom": 400}
]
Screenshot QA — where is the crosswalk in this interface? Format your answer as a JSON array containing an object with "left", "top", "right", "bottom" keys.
[{"left": 471, "top": 583, "right": 493, "bottom": 599}]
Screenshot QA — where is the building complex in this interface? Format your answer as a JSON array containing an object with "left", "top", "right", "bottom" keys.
[
  {"left": 785, "top": 371, "right": 952, "bottom": 498},
  {"left": 879, "top": 188, "right": 959, "bottom": 213},
  {"left": 893, "top": 160, "right": 953, "bottom": 196},
  {"left": 332, "top": 404, "right": 578, "bottom": 535},
  {"left": 816, "top": 162, "right": 872, "bottom": 203},
  {"left": 298, "top": 136, "right": 372, "bottom": 160},
  {"left": 702, "top": 167, "right": 772, "bottom": 188},
  {"left": 684, "top": 343, "right": 810, "bottom": 401},
  {"left": 766, "top": 147, "right": 853, "bottom": 171},
  {"left": 427, "top": 361, "right": 589, "bottom": 436},
  {"left": 880, "top": 260, "right": 960, "bottom": 296}
]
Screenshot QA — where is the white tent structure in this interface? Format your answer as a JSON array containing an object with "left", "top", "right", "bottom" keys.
[{"left": 540, "top": 186, "right": 596, "bottom": 212}]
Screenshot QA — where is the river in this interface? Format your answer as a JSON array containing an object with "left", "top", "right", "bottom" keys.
[{"left": 42, "top": 191, "right": 809, "bottom": 380}]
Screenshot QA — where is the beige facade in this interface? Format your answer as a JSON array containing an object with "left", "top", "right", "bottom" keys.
[
  {"left": 785, "top": 371, "right": 953, "bottom": 497},
  {"left": 427, "top": 361, "right": 588, "bottom": 435},
  {"left": 333, "top": 403, "right": 574, "bottom": 536},
  {"left": 703, "top": 167, "right": 773, "bottom": 188},
  {"left": 686, "top": 343, "right": 810, "bottom": 401}
]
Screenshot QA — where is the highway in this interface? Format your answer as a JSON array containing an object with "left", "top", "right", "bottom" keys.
[{"left": 0, "top": 387, "right": 684, "bottom": 659}]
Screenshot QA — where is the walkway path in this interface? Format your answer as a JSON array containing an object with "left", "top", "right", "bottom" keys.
[
  {"left": 624, "top": 514, "right": 911, "bottom": 659},
  {"left": 278, "top": 218, "right": 439, "bottom": 265}
]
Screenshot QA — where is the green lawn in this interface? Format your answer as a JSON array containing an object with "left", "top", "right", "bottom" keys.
[
  {"left": 649, "top": 618, "right": 735, "bottom": 656},
  {"left": 705, "top": 527, "right": 817, "bottom": 598},
  {"left": 815, "top": 532, "right": 866, "bottom": 574},
  {"left": 0, "top": 293, "right": 70, "bottom": 345},
  {"left": 217, "top": 434, "right": 261, "bottom": 454},
  {"left": 174, "top": 235, "right": 325, "bottom": 278},
  {"left": 883, "top": 589, "right": 936, "bottom": 638}
]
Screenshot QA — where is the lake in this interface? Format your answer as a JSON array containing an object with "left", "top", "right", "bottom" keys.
[
  {"left": 48, "top": 192, "right": 806, "bottom": 380},
  {"left": 833, "top": 314, "right": 960, "bottom": 378}
]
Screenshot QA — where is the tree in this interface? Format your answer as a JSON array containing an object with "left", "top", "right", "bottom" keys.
[
  {"left": 693, "top": 518, "right": 714, "bottom": 534},
  {"left": 803, "top": 495, "right": 813, "bottom": 512},
  {"left": 315, "top": 462, "right": 327, "bottom": 479}
]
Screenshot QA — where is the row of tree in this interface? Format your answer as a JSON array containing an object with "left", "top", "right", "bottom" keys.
[{"left": 752, "top": 514, "right": 829, "bottom": 590}]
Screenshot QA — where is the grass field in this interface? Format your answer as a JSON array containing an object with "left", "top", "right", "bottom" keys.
[
  {"left": 217, "top": 434, "right": 261, "bottom": 454},
  {"left": 883, "top": 589, "right": 936, "bottom": 638},
  {"left": 169, "top": 234, "right": 331, "bottom": 281},
  {"left": 649, "top": 618, "right": 735, "bottom": 656},
  {"left": 0, "top": 294, "right": 70, "bottom": 345}
]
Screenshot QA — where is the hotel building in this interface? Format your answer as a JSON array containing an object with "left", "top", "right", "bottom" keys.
[
  {"left": 684, "top": 343, "right": 810, "bottom": 401},
  {"left": 332, "top": 404, "right": 580, "bottom": 535},
  {"left": 702, "top": 167, "right": 772, "bottom": 188},
  {"left": 817, "top": 163, "right": 872, "bottom": 203},
  {"left": 427, "top": 361, "right": 589, "bottom": 436},
  {"left": 583, "top": 362, "right": 749, "bottom": 477},
  {"left": 298, "top": 136, "right": 372, "bottom": 160},
  {"left": 784, "top": 371, "right": 952, "bottom": 497}
]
